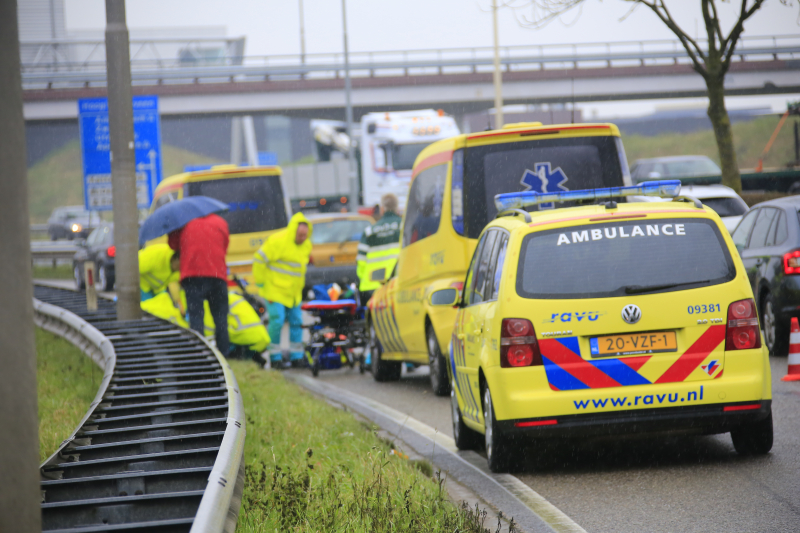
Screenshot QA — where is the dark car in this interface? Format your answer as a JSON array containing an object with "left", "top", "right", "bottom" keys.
[
  {"left": 47, "top": 206, "right": 101, "bottom": 240},
  {"left": 73, "top": 223, "right": 116, "bottom": 291},
  {"left": 731, "top": 196, "right": 800, "bottom": 355}
]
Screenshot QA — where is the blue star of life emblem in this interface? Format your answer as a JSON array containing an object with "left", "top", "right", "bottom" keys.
[{"left": 520, "top": 163, "right": 569, "bottom": 209}]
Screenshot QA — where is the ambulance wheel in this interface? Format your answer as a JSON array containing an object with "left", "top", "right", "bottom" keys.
[
  {"left": 483, "top": 387, "right": 512, "bottom": 473},
  {"left": 761, "top": 293, "right": 787, "bottom": 356},
  {"left": 427, "top": 324, "right": 451, "bottom": 397},
  {"left": 370, "top": 319, "right": 400, "bottom": 382},
  {"left": 731, "top": 410, "right": 773, "bottom": 456},
  {"left": 451, "top": 383, "right": 481, "bottom": 450}
]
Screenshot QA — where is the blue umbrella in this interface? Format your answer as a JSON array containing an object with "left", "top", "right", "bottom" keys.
[{"left": 139, "top": 195, "right": 229, "bottom": 246}]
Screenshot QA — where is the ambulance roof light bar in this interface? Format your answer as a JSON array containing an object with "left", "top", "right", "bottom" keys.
[{"left": 493, "top": 180, "right": 682, "bottom": 211}]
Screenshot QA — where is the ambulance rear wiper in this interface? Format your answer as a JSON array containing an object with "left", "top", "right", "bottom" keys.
[{"left": 623, "top": 280, "right": 714, "bottom": 294}]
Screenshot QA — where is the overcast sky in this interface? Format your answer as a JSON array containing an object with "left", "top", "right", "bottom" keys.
[{"left": 63, "top": 0, "right": 800, "bottom": 117}]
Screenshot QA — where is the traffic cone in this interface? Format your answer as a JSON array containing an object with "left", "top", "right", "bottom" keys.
[{"left": 781, "top": 317, "right": 800, "bottom": 382}]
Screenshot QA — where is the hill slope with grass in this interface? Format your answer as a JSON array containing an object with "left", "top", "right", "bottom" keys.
[
  {"left": 623, "top": 115, "right": 799, "bottom": 170},
  {"left": 27, "top": 141, "right": 222, "bottom": 222}
]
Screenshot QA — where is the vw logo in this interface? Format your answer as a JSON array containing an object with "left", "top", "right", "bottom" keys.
[{"left": 621, "top": 304, "right": 642, "bottom": 324}]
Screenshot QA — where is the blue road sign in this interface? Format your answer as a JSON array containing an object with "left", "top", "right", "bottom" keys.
[{"left": 78, "top": 95, "right": 163, "bottom": 211}]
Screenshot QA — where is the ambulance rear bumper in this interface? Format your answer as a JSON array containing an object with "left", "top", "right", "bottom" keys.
[{"left": 496, "top": 400, "right": 771, "bottom": 439}]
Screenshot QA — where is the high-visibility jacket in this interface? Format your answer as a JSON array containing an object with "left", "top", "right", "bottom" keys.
[
  {"left": 253, "top": 212, "right": 312, "bottom": 308},
  {"left": 357, "top": 212, "right": 402, "bottom": 291},
  {"left": 140, "top": 292, "right": 189, "bottom": 329},
  {"left": 139, "top": 244, "right": 180, "bottom": 296},
  {"left": 201, "top": 292, "right": 270, "bottom": 353}
]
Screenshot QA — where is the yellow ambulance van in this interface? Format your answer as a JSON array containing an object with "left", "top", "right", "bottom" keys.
[
  {"left": 367, "top": 123, "right": 632, "bottom": 395},
  {"left": 149, "top": 165, "right": 292, "bottom": 283}
]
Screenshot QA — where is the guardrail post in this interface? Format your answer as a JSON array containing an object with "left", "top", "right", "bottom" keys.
[
  {"left": 85, "top": 261, "right": 98, "bottom": 311},
  {"left": 0, "top": 1, "right": 42, "bottom": 530}
]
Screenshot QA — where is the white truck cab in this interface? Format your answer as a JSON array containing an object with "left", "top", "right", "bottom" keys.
[{"left": 360, "top": 109, "right": 460, "bottom": 209}]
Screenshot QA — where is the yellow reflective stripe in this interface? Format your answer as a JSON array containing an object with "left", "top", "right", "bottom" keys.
[
  {"left": 236, "top": 322, "right": 264, "bottom": 331},
  {"left": 142, "top": 272, "right": 165, "bottom": 287},
  {"left": 275, "top": 260, "right": 302, "bottom": 268},
  {"left": 365, "top": 254, "right": 398, "bottom": 264},
  {"left": 368, "top": 242, "right": 400, "bottom": 253},
  {"left": 268, "top": 265, "right": 302, "bottom": 277},
  {"left": 254, "top": 250, "right": 268, "bottom": 264}
]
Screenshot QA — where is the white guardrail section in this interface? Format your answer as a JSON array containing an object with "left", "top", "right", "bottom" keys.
[
  {"left": 189, "top": 328, "right": 246, "bottom": 533},
  {"left": 32, "top": 296, "right": 247, "bottom": 533}
]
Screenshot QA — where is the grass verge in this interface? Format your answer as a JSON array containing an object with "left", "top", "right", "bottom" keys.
[
  {"left": 37, "top": 327, "right": 100, "bottom": 462},
  {"left": 33, "top": 264, "right": 74, "bottom": 280},
  {"left": 231, "top": 362, "right": 512, "bottom": 532}
]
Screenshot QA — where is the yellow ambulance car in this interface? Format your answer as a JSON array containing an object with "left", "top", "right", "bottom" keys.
[
  {"left": 429, "top": 181, "right": 772, "bottom": 472},
  {"left": 367, "top": 123, "right": 632, "bottom": 395},
  {"left": 149, "top": 165, "right": 292, "bottom": 283}
]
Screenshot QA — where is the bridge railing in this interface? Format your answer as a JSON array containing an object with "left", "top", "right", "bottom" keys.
[{"left": 21, "top": 34, "right": 800, "bottom": 89}]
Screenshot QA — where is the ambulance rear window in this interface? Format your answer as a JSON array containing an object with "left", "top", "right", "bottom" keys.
[
  {"left": 462, "top": 136, "right": 625, "bottom": 238},
  {"left": 188, "top": 175, "right": 288, "bottom": 235},
  {"left": 516, "top": 218, "right": 735, "bottom": 299}
]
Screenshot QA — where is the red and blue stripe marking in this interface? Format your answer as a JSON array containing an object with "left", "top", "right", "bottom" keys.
[{"left": 540, "top": 326, "right": 726, "bottom": 391}]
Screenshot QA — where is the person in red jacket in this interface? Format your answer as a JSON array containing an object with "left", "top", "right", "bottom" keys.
[{"left": 168, "top": 213, "right": 231, "bottom": 355}]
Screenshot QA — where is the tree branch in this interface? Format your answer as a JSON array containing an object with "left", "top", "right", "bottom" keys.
[
  {"left": 635, "top": 0, "right": 708, "bottom": 77},
  {"left": 721, "top": 0, "right": 768, "bottom": 74}
]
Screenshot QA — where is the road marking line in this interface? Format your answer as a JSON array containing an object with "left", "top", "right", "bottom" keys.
[{"left": 290, "top": 374, "right": 586, "bottom": 533}]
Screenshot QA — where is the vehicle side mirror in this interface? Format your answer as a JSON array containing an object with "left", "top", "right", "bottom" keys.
[
  {"left": 371, "top": 267, "right": 387, "bottom": 283},
  {"left": 429, "top": 288, "right": 458, "bottom": 307}
]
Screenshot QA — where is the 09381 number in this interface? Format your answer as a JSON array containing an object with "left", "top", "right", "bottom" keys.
[{"left": 688, "top": 304, "right": 720, "bottom": 314}]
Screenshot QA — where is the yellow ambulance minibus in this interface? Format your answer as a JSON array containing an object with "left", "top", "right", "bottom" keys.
[
  {"left": 149, "top": 165, "right": 291, "bottom": 281},
  {"left": 367, "top": 123, "right": 633, "bottom": 395}
]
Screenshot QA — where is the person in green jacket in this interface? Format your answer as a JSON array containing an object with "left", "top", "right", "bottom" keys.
[
  {"left": 138, "top": 243, "right": 180, "bottom": 301},
  {"left": 356, "top": 193, "right": 402, "bottom": 302},
  {"left": 253, "top": 212, "right": 313, "bottom": 367}
]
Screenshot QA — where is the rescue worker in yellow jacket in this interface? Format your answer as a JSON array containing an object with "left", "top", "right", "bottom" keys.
[
  {"left": 140, "top": 291, "right": 189, "bottom": 328},
  {"left": 139, "top": 243, "right": 180, "bottom": 301},
  {"left": 253, "top": 212, "right": 312, "bottom": 367},
  {"left": 356, "top": 193, "right": 402, "bottom": 301},
  {"left": 142, "top": 290, "right": 270, "bottom": 360},
  {"left": 201, "top": 292, "right": 271, "bottom": 359}
]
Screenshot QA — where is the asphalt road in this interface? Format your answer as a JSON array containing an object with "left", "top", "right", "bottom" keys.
[{"left": 287, "top": 357, "right": 800, "bottom": 533}]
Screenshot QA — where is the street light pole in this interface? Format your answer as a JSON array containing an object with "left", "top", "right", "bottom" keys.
[
  {"left": 0, "top": 0, "right": 41, "bottom": 530},
  {"left": 342, "top": 0, "right": 358, "bottom": 211},
  {"left": 491, "top": 0, "right": 504, "bottom": 129},
  {"left": 105, "top": 0, "right": 141, "bottom": 320},
  {"left": 299, "top": 0, "right": 306, "bottom": 65}
]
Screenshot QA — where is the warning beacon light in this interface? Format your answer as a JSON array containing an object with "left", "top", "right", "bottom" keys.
[{"left": 493, "top": 180, "right": 682, "bottom": 211}]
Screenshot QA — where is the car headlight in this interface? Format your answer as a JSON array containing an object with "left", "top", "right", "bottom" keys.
[{"left": 71, "top": 223, "right": 82, "bottom": 232}]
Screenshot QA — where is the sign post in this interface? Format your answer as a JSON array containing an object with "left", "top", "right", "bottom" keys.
[{"left": 78, "top": 95, "right": 162, "bottom": 211}]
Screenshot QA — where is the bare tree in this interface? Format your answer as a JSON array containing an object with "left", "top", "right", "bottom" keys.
[{"left": 507, "top": 0, "right": 795, "bottom": 192}]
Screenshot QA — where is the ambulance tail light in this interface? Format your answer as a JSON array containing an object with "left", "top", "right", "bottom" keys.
[
  {"left": 784, "top": 250, "right": 800, "bottom": 275},
  {"left": 725, "top": 298, "right": 761, "bottom": 351},
  {"left": 500, "top": 318, "right": 542, "bottom": 368},
  {"left": 106, "top": 246, "right": 116, "bottom": 258}
]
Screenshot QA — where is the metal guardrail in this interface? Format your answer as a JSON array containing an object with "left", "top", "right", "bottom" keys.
[
  {"left": 33, "top": 284, "right": 245, "bottom": 532},
  {"left": 31, "top": 242, "right": 78, "bottom": 265},
  {"left": 21, "top": 35, "right": 800, "bottom": 89}
]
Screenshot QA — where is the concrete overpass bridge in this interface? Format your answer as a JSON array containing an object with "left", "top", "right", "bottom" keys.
[{"left": 21, "top": 35, "right": 800, "bottom": 122}]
